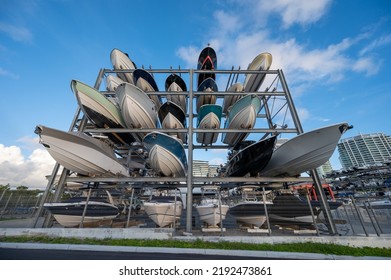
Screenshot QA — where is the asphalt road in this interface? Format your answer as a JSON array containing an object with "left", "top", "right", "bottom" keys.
[{"left": 0, "top": 248, "right": 283, "bottom": 260}]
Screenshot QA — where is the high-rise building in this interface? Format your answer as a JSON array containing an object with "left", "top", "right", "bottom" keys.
[
  {"left": 316, "top": 160, "right": 333, "bottom": 178},
  {"left": 337, "top": 133, "right": 391, "bottom": 169},
  {"left": 192, "top": 160, "right": 210, "bottom": 177},
  {"left": 192, "top": 160, "right": 220, "bottom": 177}
]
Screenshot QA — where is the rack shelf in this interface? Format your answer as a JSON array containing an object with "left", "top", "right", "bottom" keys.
[{"left": 33, "top": 66, "right": 337, "bottom": 234}]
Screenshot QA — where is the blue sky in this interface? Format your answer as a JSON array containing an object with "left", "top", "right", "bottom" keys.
[{"left": 1, "top": 0, "right": 390, "bottom": 188}]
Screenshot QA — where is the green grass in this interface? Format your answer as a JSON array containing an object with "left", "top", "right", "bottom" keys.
[{"left": 1, "top": 235, "right": 390, "bottom": 257}]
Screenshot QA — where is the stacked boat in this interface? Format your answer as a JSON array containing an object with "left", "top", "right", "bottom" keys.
[
  {"left": 43, "top": 189, "right": 120, "bottom": 227},
  {"left": 36, "top": 46, "right": 354, "bottom": 230},
  {"left": 228, "top": 186, "right": 272, "bottom": 228},
  {"left": 35, "top": 125, "right": 131, "bottom": 177},
  {"left": 195, "top": 46, "right": 223, "bottom": 146},
  {"left": 142, "top": 188, "right": 183, "bottom": 228},
  {"left": 195, "top": 186, "right": 229, "bottom": 228}
]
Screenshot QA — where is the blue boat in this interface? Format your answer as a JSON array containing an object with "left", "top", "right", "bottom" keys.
[
  {"left": 196, "top": 104, "right": 222, "bottom": 145},
  {"left": 221, "top": 94, "right": 262, "bottom": 146},
  {"left": 143, "top": 131, "right": 188, "bottom": 177}
]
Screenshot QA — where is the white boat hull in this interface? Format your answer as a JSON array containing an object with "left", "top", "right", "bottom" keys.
[
  {"left": 167, "top": 82, "right": 187, "bottom": 113},
  {"left": 44, "top": 200, "right": 120, "bottom": 228},
  {"left": 223, "top": 83, "right": 244, "bottom": 114},
  {"left": 143, "top": 201, "right": 183, "bottom": 228},
  {"left": 197, "top": 111, "right": 221, "bottom": 144},
  {"left": 36, "top": 126, "right": 129, "bottom": 177},
  {"left": 110, "top": 48, "right": 136, "bottom": 84},
  {"left": 52, "top": 214, "right": 118, "bottom": 227},
  {"left": 161, "top": 112, "right": 186, "bottom": 143},
  {"left": 196, "top": 204, "right": 229, "bottom": 227},
  {"left": 135, "top": 78, "right": 161, "bottom": 108},
  {"left": 116, "top": 83, "right": 157, "bottom": 140},
  {"left": 148, "top": 145, "right": 186, "bottom": 177},
  {"left": 243, "top": 52, "right": 272, "bottom": 92},
  {"left": 234, "top": 215, "right": 268, "bottom": 228},
  {"left": 261, "top": 123, "right": 351, "bottom": 177},
  {"left": 222, "top": 105, "right": 258, "bottom": 145},
  {"left": 106, "top": 75, "right": 125, "bottom": 92}
]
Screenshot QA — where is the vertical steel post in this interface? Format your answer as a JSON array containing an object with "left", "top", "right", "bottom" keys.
[
  {"left": 279, "top": 69, "right": 338, "bottom": 235},
  {"left": 305, "top": 191, "right": 320, "bottom": 235},
  {"left": 126, "top": 188, "right": 135, "bottom": 228},
  {"left": 31, "top": 163, "right": 60, "bottom": 227},
  {"left": 79, "top": 188, "right": 92, "bottom": 228},
  {"left": 350, "top": 196, "right": 369, "bottom": 236},
  {"left": 218, "top": 188, "right": 224, "bottom": 236},
  {"left": 0, "top": 193, "right": 12, "bottom": 219},
  {"left": 185, "top": 69, "right": 194, "bottom": 233},
  {"left": 363, "top": 202, "right": 381, "bottom": 236},
  {"left": 262, "top": 187, "right": 271, "bottom": 236}
]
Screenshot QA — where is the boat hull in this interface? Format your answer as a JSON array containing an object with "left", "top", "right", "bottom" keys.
[
  {"left": 196, "top": 204, "right": 229, "bottom": 227},
  {"left": 110, "top": 48, "right": 136, "bottom": 84},
  {"left": 116, "top": 83, "right": 158, "bottom": 141},
  {"left": 158, "top": 101, "right": 187, "bottom": 143},
  {"left": 267, "top": 194, "right": 320, "bottom": 225},
  {"left": 143, "top": 197, "right": 183, "bottom": 228},
  {"left": 106, "top": 75, "right": 126, "bottom": 92},
  {"left": 260, "top": 123, "right": 351, "bottom": 177},
  {"left": 44, "top": 201, "right": 119, "bottom": 227},
  {"left": 197, "top": 46, "right": 217, "bottom": 88},
  {"left": 143, "top": 132, "right": 187, "bottom": 177},
  {"left": 35, "top": 125, "right": 129, "bottom": 177},
  {"left": 196, "top": 104, "right": 222, "bottom": 145},
  {"left": 226, "top": 136, "right": 277, "bottom": 177},
  {"left": 222, "top": 94, "right": 262, "bottom": 146},
  {"left": 223, "top": 82, "right": 244, "bottom": 114},
  {"left": 243, "top": 52, "right": 272, "bottom": 92},
  {"left": 229, "top": 202, "right": 270, "bottom": 227},
  {"left": 133, "top": 69, "right": 162, "bottom": 108},
  {"left": 71, "top": 80, "right": 136, "bottom": 145},
  {"left": 196, "top": 77, "right": 218, "bottom": 112},
  {"left": 165, "top": 74, "right": 187, "bottom": 113}
]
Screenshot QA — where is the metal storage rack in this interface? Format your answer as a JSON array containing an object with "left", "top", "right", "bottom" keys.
[{"left": 33, "top": 66, "right": 338, "bottom": 235}]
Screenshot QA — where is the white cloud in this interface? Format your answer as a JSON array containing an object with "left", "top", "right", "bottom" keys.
[
  {"left": 213, "top": 10, "right": 242, "bottom": 34},
  {"left": 360, "top": 34, "right": 391, "bottom": 56},
  {"left": 0, "top": 144, "right": 55, "bottom": 189},
  {"left": 0, "top": 22, "right": 33, "bottom": 43},
  {"left": 0, "top": 67, "right": 19, "bottom": 79},
  {"left": 256, "top": 0, "right": 332, "bottom": 28},
  {"left": 176, "top": 46, "right": 199, "bottom": 68},
  {"left": 352, "top": 57, "right": 381, "bottom": 76},
  {"left": 177, "top": 5, "right": 384, "bottom": 88},
  {"left": 209, "top": 157, "right": 225, "bottom": 166}
]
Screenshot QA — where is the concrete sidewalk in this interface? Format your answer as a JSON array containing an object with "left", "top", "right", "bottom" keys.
[{"left": 1, "top": 218, "right": 391, "bottom": 259}]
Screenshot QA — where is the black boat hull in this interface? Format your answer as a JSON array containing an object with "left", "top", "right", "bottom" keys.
[{"left": 226, "top": 136, "right": 277, "bottom": 177}]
